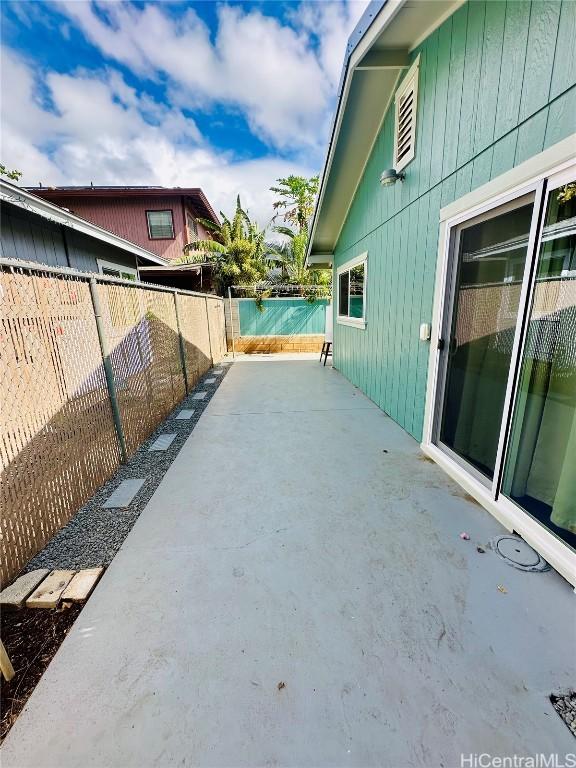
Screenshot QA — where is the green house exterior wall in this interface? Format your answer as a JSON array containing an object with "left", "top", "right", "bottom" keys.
[{"left": 332, "top": 0, "right": 576, "bottom": 441}]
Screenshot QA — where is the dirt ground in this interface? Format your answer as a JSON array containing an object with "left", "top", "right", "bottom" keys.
[{"left": 1, "top": 605, "right": 81, "bottom": 743}]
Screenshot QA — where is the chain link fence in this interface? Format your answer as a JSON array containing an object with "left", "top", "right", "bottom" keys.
[{"left": 0, "top": 259, "right": 226, "bottom": 586}]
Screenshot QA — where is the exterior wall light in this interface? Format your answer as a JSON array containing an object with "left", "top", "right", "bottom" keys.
[{"left": 380, "top": 169, "right": 405, "bottom": 186}]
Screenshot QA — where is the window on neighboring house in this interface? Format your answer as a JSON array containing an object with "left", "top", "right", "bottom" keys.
[
  {"left": 186, "top": 212, "right": 198, "bottom": 242},
  {"left": 337, "top": 253, "right": 367, "bottom": 328},
  {"left": 393, "top": 56, "right": 420, "bottom": 172},
  {"left": 97, "top": 259, "right": 137, "bottom": 281},
  {"left": 146, "top": 210, "right": 175, "bottom": 239}
]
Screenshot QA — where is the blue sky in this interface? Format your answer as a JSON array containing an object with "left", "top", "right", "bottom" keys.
[{"left": 1, "top": 0, "right": 367, "bottom": 222}]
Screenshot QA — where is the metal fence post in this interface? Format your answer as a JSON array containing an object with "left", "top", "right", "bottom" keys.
[
  {"left": 228, "top": 286, "right": 235, "bottom": 359},
  {"left": 173, "top": 290, "right": 189, "bottom": 394},
  {"left": 89, "top": 278, "right": 128, "bottom": 463},
  {"left": 205, "top": 296, "right": 214, "bottom": 364}
]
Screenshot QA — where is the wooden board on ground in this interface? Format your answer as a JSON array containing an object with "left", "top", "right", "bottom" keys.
[
  {"left": 26, "top": 570, "right": 75, "bottom": 609},
  {"left": 0, "top": 569, "right": 50, "bottom": 609},
  {"left": 0, "top": 639, "right": 15, "bottom": 681},
  {"left": 61, "top": 568, "right": 104, "bottom": 603}
]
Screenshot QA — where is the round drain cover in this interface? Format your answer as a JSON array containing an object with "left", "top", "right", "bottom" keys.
[{"left": 491, "top": 535, "right": 549, "bottom": 572}]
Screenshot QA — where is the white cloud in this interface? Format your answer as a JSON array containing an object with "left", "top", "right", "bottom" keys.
[
  {"left": 55, "top": 0, "right": 367, "bottom": 151},
  {"left": 0, "top": 47, "right": 313, "bottom": 226},
  {"left": 1, "top": 1, "right": 369, "bottom": 224},
  {"left": 293, "top": 0, "right": 368, "bottom": 88}
]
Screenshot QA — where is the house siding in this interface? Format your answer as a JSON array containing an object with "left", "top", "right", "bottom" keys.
[
  {"left": 43, "top": 195, "right": 210, "bottom": 262},
  {"left": 1, "top": 203, "right": 140, "bottom": 274},
  {"left": 333, "top": 0, "right": 576, "bottom": 441}
]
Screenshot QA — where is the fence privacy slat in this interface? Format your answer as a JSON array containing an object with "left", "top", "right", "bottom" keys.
[{"left": 0, "top": 264, "right": 225, "bottom": 587}]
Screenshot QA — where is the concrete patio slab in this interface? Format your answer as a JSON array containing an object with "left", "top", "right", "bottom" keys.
[{"left": 2, "top": 360, "right": 574, "bottom": 767}]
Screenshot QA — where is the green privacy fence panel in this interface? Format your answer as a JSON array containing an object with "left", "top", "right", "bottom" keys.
[
  {"left": 333, "top": 0, "right": 576, "bottom": 442},
  {"left": 238, "top": 298, "right": 329, "bottom": 336}
]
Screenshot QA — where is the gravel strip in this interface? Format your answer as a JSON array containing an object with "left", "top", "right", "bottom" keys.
[
  {"left": 24, "top": 363, "right": 231, "bottom": 573},
  {"left": 551, "top": 691, "right": 576, "bottom": 737}
]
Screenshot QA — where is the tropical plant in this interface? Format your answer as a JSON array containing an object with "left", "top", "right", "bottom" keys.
[
  {"left": 178, "top": 196, "right": 277, "bottom": 295},
  {"left": 0, "top": 164, "right": 22, "bottom": 181},
  {"left": 557, "top": 183, "right": 576, "bottom": 205},
  {"left": 270, "top": 175, "right": 319, "bottom": 232},
  {"left": 272, "top": 225, "right": 331, "bottom": 298}
]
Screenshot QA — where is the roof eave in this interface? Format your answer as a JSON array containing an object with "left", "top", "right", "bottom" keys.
[
  {"left": 24, "top": 186, "right": 221, "bottom": 226},
  {"left": 1, "top": 180, "right": 169, "bottom": 266},
  {"left": 308, "top": 0, "right": 465, "bottom": 260}
]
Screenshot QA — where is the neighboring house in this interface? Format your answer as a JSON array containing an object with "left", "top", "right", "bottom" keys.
[
  {"left": 308, "top": 0, "right": 576, "bottom": 584},
  {"left": 1, "top": 180, "right": 168, "bottom": 277},
  {"left": 25, "top": 185, "right": 219, "bottom": 264}
]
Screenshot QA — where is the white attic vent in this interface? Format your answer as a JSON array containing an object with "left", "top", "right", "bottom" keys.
[{"left": 393, "top": 57, "right": 420, "bottom": 173}]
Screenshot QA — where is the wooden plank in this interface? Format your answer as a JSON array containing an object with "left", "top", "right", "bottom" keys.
[
  {"left": 514, "top": 109, "right": 547, "bottom": 166},
  {"left": 407, "top": 192, "right": 432, "bottom": 437},
  {"left": 415, "top": 29, "right": 439, "bottom": 200},
  {"left": 26, "top": 570, "right": 75, "bottom": 609},
  {"left": 428, "top": 15, "right": 453, "bottom": 189},
  {"left": 518, "top": 0, "right": 561, "bottom": 123},
  {"left": 456, "top": 0, "right": 486, "bottom": 168},
  {"left": 441, "top": 2, "right": 468, "bottom": 179},
  {"left": 0, "top": 640, "right": 15, "bottom": 682},
  {"left": 0, "top": 569, "right": 50, "bottom": 609},
  {"left": 494, "top": 0, "right": 530, "bottom": 141},
  {"left": 544, "top": 86, "right": 576, "bottom": 150},
  {"left": 550, "top": 0, "right": 576, "bottom": 100},
  {"left": 61, "top": 567, "right": 104, "bottom": 603},
  {"left": 473, "top": 0, "right": 506, "bottom": 156},
  {"left": 471, "top": 146, "right": 494, "bottom": 190},
  {"left": 491, "top": 130, "right": 519, "bottom": 178}
]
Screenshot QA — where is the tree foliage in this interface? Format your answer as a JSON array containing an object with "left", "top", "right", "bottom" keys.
[
  {"left": 270, "top": 175, "right": 319, "bottom": 232},
  {"left": 272, "top": 225, "right": 330, "bottom": 295},
  {"left": 178, "top": 196, "right": 277, "bottom": 295},
  {"left": 269, "top": 174, "right": 330, "bottom": 295},
  {"left": 0, "top": 164, "right": 22, "bottom": 181}
]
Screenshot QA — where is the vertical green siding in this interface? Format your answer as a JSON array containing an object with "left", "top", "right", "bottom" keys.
[
  {"left": 333, "top": 0, "right": 576, "bottom": 440},
  {"left": 238, "top": 298, "right": 328, "bottom": 336}
]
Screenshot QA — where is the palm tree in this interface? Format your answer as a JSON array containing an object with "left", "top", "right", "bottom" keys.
[
  {"left": 178, "top": 196, "right": 276, "bottom": 295},
  {"left": 272, "top": 225, "right": 330, "bottom": 296}
]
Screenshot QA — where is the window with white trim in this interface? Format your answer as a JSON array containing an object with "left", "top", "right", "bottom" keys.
[
  {"left": 337, "top": 252, "right": 367, "bottom": 328},
  {"left": 146, "top": 209, "right": 174, "bottom": 239},
  {"left": 97, "top": 259, "right": 137, "bottom": 281},
  {"left": 393, "top": 56, "right": 419, "bottom": 172}
]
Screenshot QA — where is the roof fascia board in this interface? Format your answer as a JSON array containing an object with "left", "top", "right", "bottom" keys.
[
  {"left": 347, "top": 0, "right": 405, "bottom": 70},
  {"left": 330, "top": 69, "right": 404, "bottom": 252},
  {"left": 307, "top": 0, "right": 406, "bottom": 257},
  {"left": 1, "top": 180, "right": 168, "bottom": 266},
  {"left": 408, "top": 0, "right": 466, "bottom": 53}
]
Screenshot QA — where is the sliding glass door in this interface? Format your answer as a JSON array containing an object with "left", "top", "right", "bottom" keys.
[
  {"left": 435, "top": 167, "right": 575, "bottom": 551},
  {"left": 501, "top": 178, "right": 576, "bottom": 549},
  {"left": 436, "top": 195, "right": 536, "bottom": 482}
]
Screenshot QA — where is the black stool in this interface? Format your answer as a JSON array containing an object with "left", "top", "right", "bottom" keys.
[{"left": 320, "top": 341, "right": 332, "bottom": 366}]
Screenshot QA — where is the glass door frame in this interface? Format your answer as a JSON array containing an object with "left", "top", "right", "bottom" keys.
[
  {"left": 421, "top": 150, "right": 576, "bottom": 585},
  {"left": 431, "top": 189, "right": 544, "bottom": 490},
  {"left": 494, "top": 167, "right": 576, "bottom": 502}
]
